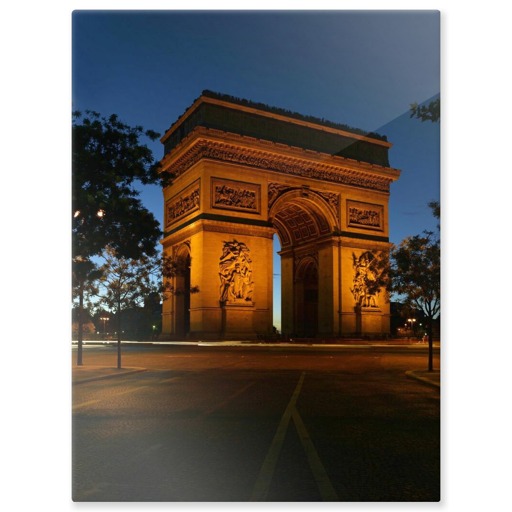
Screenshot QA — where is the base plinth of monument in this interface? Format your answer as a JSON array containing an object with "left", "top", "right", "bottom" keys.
[{"left": 220, "top": 300, "right": 257, "bottom": 338}]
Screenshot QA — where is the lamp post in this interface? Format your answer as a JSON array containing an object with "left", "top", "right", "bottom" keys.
[
  {"left": 407, "top": 318, "right": 416, "bottom": 337},
  {"left": 100, "top": 316, "right": 109, "bottom": 338}
]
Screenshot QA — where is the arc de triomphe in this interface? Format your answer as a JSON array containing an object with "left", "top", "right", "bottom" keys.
[{"left": 159, "top": 91, "right": 400, "bottom": 339}]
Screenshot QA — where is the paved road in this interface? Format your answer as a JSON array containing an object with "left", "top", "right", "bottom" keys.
[{"left": 72, "top": 345, "right": 440, "bottom": 501}]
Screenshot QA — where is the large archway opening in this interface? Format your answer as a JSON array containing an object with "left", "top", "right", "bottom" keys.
[{"left": 269, "top": 190, "right": 337, "bottom": 338}]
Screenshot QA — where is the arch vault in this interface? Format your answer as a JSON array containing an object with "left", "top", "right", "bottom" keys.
[{"left": 159, "top": 91, "right": 401, "bottom": 339}]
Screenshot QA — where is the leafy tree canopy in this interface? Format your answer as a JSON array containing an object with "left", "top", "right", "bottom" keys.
[
  {"left": 72, "top": 110, "right": 166, "bottom": 260},
  {"left": 409, "top": 98, "right": 440, "bottom": 123},
  {"left": 390, "top": 230, "right": 440, "bottom": 322}
]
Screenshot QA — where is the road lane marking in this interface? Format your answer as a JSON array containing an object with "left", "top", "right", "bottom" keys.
[
  {"left": 113, "top": 385, "right": 148, "bottom": 396},
  {"left": 73, "top": 399, "right": 101, "bottom": 410},
  {"left": 291, "top": 408, "right": 339, "bottom": 501},
  {"left": 201, "top": 382, "right": 255, "bottom": 417},
  {"left": 73, "top": 386, "right": 148, "bottom": 410},
  {"left": 251, "top": 372, "right": 305, "bottom": 501}
]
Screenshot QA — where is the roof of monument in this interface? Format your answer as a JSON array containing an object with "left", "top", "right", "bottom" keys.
[{"left": 161, "top": 91, "right": 391, "bottom": 167}]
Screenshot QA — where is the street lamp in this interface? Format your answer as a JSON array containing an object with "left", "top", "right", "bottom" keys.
[
  {"left": 407, "top": 318, "right": 416, "bottom": 336},
  {"left": 100, "top": 316, "right": 109, "bottom": 338}
]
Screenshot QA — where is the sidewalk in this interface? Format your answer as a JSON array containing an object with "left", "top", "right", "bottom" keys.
[
  {"left": 405, "top": 370, "right": 440, "bottom": 388},
  {"left": 72, "top": 340, "right": 440, "bottom": 388},
  {"left": 72, "top": 365, "right": 146, "bottom": 385}
]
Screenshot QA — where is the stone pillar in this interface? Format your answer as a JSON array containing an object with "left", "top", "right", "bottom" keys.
[{"left": 279, "top": 249, "right": 294, "bottom": 337}]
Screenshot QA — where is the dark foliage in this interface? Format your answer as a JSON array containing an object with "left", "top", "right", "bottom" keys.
[{"left": 72, "top": 110, "right": 165, "bottom": 260}]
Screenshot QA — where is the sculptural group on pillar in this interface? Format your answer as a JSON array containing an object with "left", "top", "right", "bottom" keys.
[{"left": 219, "top": 240, "right": 254, "bottom": 304}]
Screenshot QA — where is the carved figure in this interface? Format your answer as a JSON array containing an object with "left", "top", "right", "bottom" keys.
[
  {"left": 351, "top": 252, "right": 379, "bottom": 308},
  {"left": 219, "top": 240, "right": 254, "bottom": 303}
]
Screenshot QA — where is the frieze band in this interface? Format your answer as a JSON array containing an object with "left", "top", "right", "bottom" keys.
[{"left": 166, "top": 137, "right": 392, "bottom": 192}]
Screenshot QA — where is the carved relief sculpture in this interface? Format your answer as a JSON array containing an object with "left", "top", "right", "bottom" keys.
[
  {"left": 268, "top": 182, "right": 292, "bottom": 207},
  {"left": 347, "top": 201, "right": 383, "bottom": 230},
  {"left": 219, "top": 240, "right": 254, "bottom": 303},
  {"left": 165, "top": 180, "right": 200, "bottom": 226},
  {"left": 212, "top": 178, "right": 260, "bottom": 213},
  {"left": 351, "top": 251, "right": 380, "bottom": 308}
]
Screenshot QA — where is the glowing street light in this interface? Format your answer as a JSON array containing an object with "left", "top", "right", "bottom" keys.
[{"left": 100, "top": 316, "right": 109, "bottom": 337}]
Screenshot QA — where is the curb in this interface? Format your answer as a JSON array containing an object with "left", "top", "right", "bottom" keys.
[
  {"left": 405, "top": 370, "right": 440, "bottom": 389},
  {"left": 72, "top": 367, "right": 147, "bottom": 385}
]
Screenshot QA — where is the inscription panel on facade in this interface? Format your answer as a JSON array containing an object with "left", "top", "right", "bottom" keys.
[
  {"left": 347, "top": 200, "right": 383, "bottom": 231},
  {"left": 211, "top": 178, "right": 261, "bottom": 214},
  {"left": 165, "top": 180, "right": 200, "bottom": 227}
]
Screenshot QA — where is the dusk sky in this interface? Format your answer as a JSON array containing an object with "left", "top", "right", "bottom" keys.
[
  {"left": 72, "top": 10, "right": 440, "bottom": 328},
  {"left": 72, "top": 10, "right": 440, "bottom": 246}
]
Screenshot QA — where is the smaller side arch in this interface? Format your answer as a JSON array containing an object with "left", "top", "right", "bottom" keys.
[
  {"left": 293, "top": 254, "right": 319, "bottom": 337},
  {"left": 170, "top": 242, "right": 192, "bottom": 337}
]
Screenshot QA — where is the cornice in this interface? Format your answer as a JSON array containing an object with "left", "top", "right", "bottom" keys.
[{"left": 160, "top": 127, "right": 400, "bottom": 193}]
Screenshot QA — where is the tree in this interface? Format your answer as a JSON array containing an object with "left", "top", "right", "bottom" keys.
[
  {"left": 72, "top": 110, "right": 167, "bottom": 259},
  {"left": 72, "top": 257, "right": 101, "bottom": 365},
  {"left": 95, "top": 246, "right": 160, "bottom": 369},
  {"left": 407, "top": 97, "right": 441, "bottom": 370},
  {"left": 389, "top": 203, "right": 440, "bottom": 371},
  {"left": 72, "top": 111, "right": 167, "bottom": 365},
  {"left": 409, "top": 98, "right": 440, "bottom": 123}
]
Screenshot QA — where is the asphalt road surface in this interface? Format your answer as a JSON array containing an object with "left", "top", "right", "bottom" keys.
[{"left": 72, "top": 344, "right": 440, "bottom": 502}]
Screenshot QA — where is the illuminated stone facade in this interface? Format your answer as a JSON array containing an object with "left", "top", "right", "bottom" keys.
[{"left": 159, "top": 92, "right": 400, "bottom": 339}]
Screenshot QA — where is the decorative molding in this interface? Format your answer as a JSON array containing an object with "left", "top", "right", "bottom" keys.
[
  {"left": 268, "top": 182, "right": 291, "bottom": 208},
  {"left": 211, "top": 177, "right": 261, "bottom": 214},
  {"left": 317, "top": 190, "right": 340, "bottom": 213},
  {"left": 165, "top": 136, "right": 394, "bottom": 192},
  {"left": 268, "top": 182, "right": 339, "bottom": 219},
  {"left": 347, "top": 200, "right": 384, "bottom": 231},
  {"left": 295, "top": 251, "right": 318, "bottom": 267},
  {"left": 173, "top": 239, "right": 191, "bottom": 257},
  {"left": 165, "top": 180, "right": 200, "bottom": 227}
]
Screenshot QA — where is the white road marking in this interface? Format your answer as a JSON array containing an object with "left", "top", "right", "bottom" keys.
[
  {"left": 250, "top": 372, "right": 305, "bottom": 501},
  {"left": 250, "top": 371, "right": 339, "bottom": 501},
  {"left": 291, "top": 408, "right": 339, "bottom": 500}
]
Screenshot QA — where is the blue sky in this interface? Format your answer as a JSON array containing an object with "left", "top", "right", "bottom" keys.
[
  {"left": 72, "top": 10, "right": 440, "bottom": 239},
  {"left": 72, "top": 10, "right": 440, "bottom": 328}
]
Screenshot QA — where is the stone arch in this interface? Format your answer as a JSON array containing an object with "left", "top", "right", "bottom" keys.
[
  {"left": 159, "top": 92, "right": 399, "bottom": 339},
  {"left": 269, "top": 188, "right": 338, "bottom": 250},
  {"left": 268, "top": 189, "right": 338, "bottom": 337},
  {"left": 172, "top": 242, "right": 192, "bottom": 337},
  {"left": 294, "top": 255, "right": 319, "bottom": 337}
]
